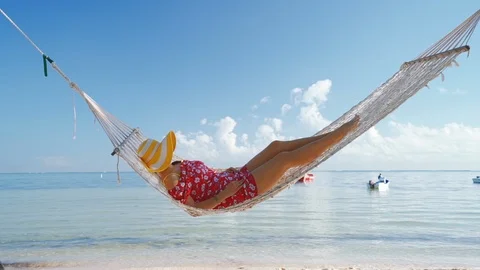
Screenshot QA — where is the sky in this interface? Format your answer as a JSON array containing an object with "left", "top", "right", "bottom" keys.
[{"left": 0, "top": 1, "right": 479, "bottom": 173}]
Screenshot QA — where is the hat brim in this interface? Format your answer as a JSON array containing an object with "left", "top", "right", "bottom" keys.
[
  {"left": 139, "top": 158, "right": 156, "bottom": 173},
  {"left": 140, "top": 131, "right": 177, "bottom": 173}
]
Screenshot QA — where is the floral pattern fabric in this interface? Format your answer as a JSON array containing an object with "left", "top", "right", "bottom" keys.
[{"left": 167, "top": 160, "right": 258, "bottom": 209}]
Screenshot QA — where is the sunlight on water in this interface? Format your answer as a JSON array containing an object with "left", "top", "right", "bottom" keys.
[{"left": 0, "top": 171, "right": 479, "bottom": 269}]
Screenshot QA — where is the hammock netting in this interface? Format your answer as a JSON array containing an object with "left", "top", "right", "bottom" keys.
[{"left": 2, "top": 8, "right": 479, "bottom": 217}]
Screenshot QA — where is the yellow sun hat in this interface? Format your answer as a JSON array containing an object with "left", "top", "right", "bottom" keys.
[{"left": 137, "top": 131, "right": 176, "bottom": 173}]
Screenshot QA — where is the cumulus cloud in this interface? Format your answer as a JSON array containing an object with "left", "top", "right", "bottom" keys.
[
  {"left": 213, "top": 117, "right": 251, "bottom": 155},
  {"left": 281, "top": 104, "right": 292, "bottom": 115},
  {"left": 438, "top": 87, "right": 467, "bottom": 95},
  {"left": 200, "top": 118, "right": 207, "bottom": 125},
  {"left": 260, "top": 96, "right": 270, "bottom": 104},
  {"left": 330, "top": 121, "right": 480, "bottom": 170},
  {"left": 175, "top": 131, "right": 219, "bottom": 162},
  {"left": 254, "top": 118, "right": 285, "bottom": 147},
  {"left": 174, "top": 116, "right": 288, "bottom": 167},
  {"left": 293, "top": 79, "right": 332, "bottom": 131},
  {"left": 297, "top": 103, "right": 331, "bottom": 131},
  {"left": 173, "top": 78, "right": 478, "bottom": 170},
  {"left": 291, "top": 87, "right": 303, "bottom": 105},
  {"left": 301, "top": 79, "right": 331, "bottom": 105},
  {"left": 265, "top": 118, "right": 282, "bottom": 132},
  {"left": 251, "top": 96, "right": 271, "bottom": 112}
]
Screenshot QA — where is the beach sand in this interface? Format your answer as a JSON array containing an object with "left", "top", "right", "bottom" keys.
[
  {"left": 2, "top": 261, "right": 478, "bottom": 270},
  {"left": 121, "top": 267, "right": 477, "bottom": 270}
]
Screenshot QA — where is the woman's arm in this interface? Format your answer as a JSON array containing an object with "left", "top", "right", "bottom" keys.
[
  {"left": 184, "top": 194, "right": 224, "bottom": 209},
  {"left": 213, "top": 166, "right": 241, "bottom": 173},
  {"left": 184, "top": 179, "right": 245, "bottom": 209}
]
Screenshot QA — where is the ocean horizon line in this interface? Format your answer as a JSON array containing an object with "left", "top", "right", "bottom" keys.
[{"left": 0, "top": 169, "right": 479, "bottom": 174}]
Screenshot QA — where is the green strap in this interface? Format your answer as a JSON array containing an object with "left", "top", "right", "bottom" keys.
[
  {"left": 43, "top": 54, "right": 47, "bottom": 76},
  {"left": 42, "top": 54, "right": 54, "bottom": 77}
]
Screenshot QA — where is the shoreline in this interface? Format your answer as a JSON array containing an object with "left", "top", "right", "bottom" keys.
[{"left": 2, "top": 261, "right": 480, "bottom": 270}]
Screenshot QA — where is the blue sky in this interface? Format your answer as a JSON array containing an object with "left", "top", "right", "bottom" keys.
[{"left": 1, "top": 1, "right": 479, "bottom": 173}]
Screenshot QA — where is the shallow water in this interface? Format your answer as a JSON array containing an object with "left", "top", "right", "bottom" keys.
[{"left": 1, "top": 171, "right": 479, "bottom": 269}]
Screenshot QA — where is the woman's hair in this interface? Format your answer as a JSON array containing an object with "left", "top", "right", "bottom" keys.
[{"left": 171, "top": 160, "right": 181, "bottom": 166}]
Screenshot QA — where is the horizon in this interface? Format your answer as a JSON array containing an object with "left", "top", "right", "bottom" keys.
[
  {"left": 1, "top": 2, "right": 480, "bottom": 173},
  {"left": 1, "top": 169, "right": 479, "bottom": 174}
]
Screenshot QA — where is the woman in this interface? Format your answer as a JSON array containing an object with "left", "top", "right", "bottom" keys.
[{"left": 137, "top": 115, "right": 360, "bottom": 210}]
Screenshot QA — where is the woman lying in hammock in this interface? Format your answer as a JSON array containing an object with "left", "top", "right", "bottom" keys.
[{"left": 137, "top": 115, "right": 360, "bottom": 210}]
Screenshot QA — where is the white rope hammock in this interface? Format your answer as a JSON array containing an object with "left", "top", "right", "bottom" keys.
[{"left": 2, "top": 8, "right": 479, "bottom": 217}]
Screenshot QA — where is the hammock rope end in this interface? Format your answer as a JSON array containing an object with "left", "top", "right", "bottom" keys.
[{"left": 116, "top": 154, "right": 121, "bottom": 184}]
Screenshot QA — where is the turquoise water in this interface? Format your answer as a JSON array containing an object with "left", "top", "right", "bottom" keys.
[{"left": 1, "top": 171, "right": 480, "bottom": 269}]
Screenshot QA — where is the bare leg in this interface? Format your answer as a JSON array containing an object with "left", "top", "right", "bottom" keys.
[
  {"left": 245, "top": 129, "right": 341, "bottom": 172},
  {"left": 251, "top": 115, "right": 360, "bottom": 195}
]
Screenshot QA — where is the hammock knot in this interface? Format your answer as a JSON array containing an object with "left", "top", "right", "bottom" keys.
[
  {"left": 111, "top": 147, "right": 120, "bottom": 156},
  {"left": 120, "top": 128, "right": 139, "bottom": 149}
]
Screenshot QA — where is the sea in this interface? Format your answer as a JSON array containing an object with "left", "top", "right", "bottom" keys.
[{"left": 1, "top": 170, "right": 479, "bottom": 269}]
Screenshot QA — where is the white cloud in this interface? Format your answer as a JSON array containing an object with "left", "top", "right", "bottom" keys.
[
  {"left": 175, "top": 116, "right": 286, "bottom": 167},
  {"left": 254, "top": 118, "right": 285, "bottom": 147},
  {"left": 240, "top": 134, "right": 249, "bottom": 145},
  {"left": 291, "top": 87, "right": 303, "bottom": 105},
  {"left": 265, "top": 118, "right": 282, "bottom": 132},
  {"left": 297, "top": 103, "right": 331, "bottom": 131},
  {"left": 214, "top": 116, "right": 251, "bottom": 155},
  {"left": 281, "top": 104, "right": 292, "bottom": 116},
  {"left": 331, "top": 121, "right": 480, "bottom": 170},
  {"left": 173, "top": 78, "right": 480, "bottom": 170},
  {"left": 301, "top": 79, "right": 331, "bottom": 105},
  {"left": 438, "top": 87, "right": 467, "bottom": 95},
  {"left": 254, "top": 124, "right": 284, "bottom": 145},
  {"left": 293, "top": 79, "right": 332, "bottom": 131},
  {"left": 200, "top": 118, "right": 207, "bottom": 125},
  {"left": 175, "top": 131, "right": 219, "bottom": 162},
  {"left": 251, "top": 96, "right": 271, "bottom": 113},
  {"left": 260, "top": 96, "right": 270, "bottom": 104}
]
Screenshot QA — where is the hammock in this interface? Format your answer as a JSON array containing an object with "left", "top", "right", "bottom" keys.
[{"left": 2, "top": 8, "right": 479, "bottom": 217}]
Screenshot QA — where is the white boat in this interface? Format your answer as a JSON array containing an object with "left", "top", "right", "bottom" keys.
[
  {"left": 473, "top": 176, "right": 480, "bottom": 184},
  {"left": 368, "top": 176, "right": 390, "bottom": 191}
]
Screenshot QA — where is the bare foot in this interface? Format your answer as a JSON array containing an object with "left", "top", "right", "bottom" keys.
[
  {"left": 320, "top": 114, "right": 360, "bottom": 149},
  {"left": 338, "top": 114, "right": 360, "bottom": 133}
]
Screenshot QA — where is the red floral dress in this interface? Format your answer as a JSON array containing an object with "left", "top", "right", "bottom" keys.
[{"left": 167, "top": 160, "right": 258, "bottom": 209}]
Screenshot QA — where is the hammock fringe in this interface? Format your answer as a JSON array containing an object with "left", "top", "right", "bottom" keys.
[{"left": 1, "top": 8, "right": 479, "bottom": 217}]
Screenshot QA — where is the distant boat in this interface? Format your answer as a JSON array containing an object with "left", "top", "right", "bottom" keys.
[
  {"left": 473, "top": 176, "right": 480, "bottom": 184},
  {"left": 368, "top": 176, "right": 390, "bottom": 191},
  {"left": 296, "top": 173, "right": 315, "bottom": 185}
]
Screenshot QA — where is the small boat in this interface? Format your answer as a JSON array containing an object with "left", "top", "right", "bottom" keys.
[
  {"left": 473, "top": 176, "right": 480, "bottom": 184},
  {"left": 368, "top": 176, "right": 390, "bottom": 191},
  {"left": 296, "top": 173, "right": 315, "bottom": 184}
]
